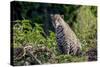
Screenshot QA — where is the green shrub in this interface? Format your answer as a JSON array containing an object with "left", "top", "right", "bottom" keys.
[{"left": 73, "top": 6, "right": 97, "bottom": 52}]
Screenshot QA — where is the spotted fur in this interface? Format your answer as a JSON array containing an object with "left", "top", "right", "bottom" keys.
[{"left": 51, "top": 14, "right": 82, "bottom": 55}]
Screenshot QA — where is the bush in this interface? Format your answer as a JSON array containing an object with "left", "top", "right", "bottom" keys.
[{"left": 73, "top": 6, "right": 97, "bottom": 52}]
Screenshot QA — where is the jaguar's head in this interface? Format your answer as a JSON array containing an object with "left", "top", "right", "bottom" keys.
[{"left": 51, "top": 14, "right": 64, "bottom": 28}]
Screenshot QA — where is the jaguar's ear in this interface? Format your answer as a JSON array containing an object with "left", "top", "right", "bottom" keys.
[{"left": 61, "top": 15, "right": 64, "bottom": 19}]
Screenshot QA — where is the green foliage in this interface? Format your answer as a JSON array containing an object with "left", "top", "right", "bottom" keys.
[
  {"left": 13, "top": 19, "right": 89, "bottom": 64},
  {"left": 73, "top": 6, "right": 97, "bottom": 52},
  {"left": 13, "top": 20, "right": 46, "bottom": 47},
  {"left": 56, "top": 55, "right": 87, "bottom": 63}
]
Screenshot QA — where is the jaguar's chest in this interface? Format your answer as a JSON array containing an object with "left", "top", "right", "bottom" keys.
[{"left": 55, "top": 25, "right": 65, "bottom": 44}]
